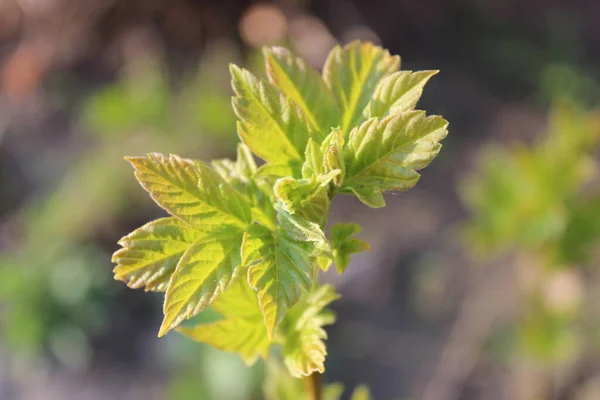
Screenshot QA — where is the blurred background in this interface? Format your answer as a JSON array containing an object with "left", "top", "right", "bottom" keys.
[{"left": 1, "top": 0, "right": 600, "bottom": 399}]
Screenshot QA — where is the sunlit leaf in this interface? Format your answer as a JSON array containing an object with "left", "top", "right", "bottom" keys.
[
  {"left": 243, "top": 209, "right": 331, "bottom": 338},
  {"left": 230, "top": 65, "right": 315, "bottom": 165},
  {"left": 302, "top": 139, "right": 324, "bottom": 180},
  {"left": 112, "top": 217, "right": 205, "bottom": 292},
  {"left": 282, "top": 285, "right": 340, "bottom": 377},
  {"left": 176, "top": 279, "right": 269, "bottom": 364},
  {"left": 365, "top": 70, "right": 438, "bottom": 118},
  {"left": 264, "top": 46, "right": 338, "bottom": 135},
  {"left": 350, "top": 385, "right": 372, "bottom": 400},
  {"left": 242, "top": 224, "right": 312, "bottom": 339},
  {"left": 274, "top": 176, "right": 333, "bottom": 224},
  {"left": 323, "top": 41, "right": 400, "bottom": 135},
  {"left": 330, "top": 223, "right": 370, "bottom": 273},
  {"left": 320, "top": 128, "right": 346, "bottom": 187},
  {"left": 127, "top": 153, "right": 251, "bottom": 230},
  {"left": 323, "top": 383, "right": 345, "bottom": 400},
  {"left": 159, "top": 230, "right": 243, "bottom": 336},
  {"left": 342, "top": 111, "right": 448, "bottom": 207}
]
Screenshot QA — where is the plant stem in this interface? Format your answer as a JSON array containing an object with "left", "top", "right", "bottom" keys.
[{"left": 304, "top": 373, "right": 322, "bottom": 400}]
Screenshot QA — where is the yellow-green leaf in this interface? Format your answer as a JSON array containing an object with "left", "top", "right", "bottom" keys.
[
  {"left": 274, "top": 177, "right": 332, "bottom": 224},
  {"left": 159, "top": 231, "right": 243, "bottom": 336},
  {"left": 264, "top": 46, "right": 338, "bottom": 135},
  {"left": 343, "top": 111, "right": 448, "bottom": 207},
  {"left": 350, "top": 385, "right": 372, "bottom": 400},
  {"left": 127, "top": 153, "right": 251, "bottom": 230},
  {"left": 242, "top": 216, "right": 327, "bottom": 338},
  {"left": 302, "top": 138, "right": 324, "bottom": 179},
  {"left": 323, "top": 41, "right": 400, "bottom": 135},
  {"left": 283, "top": 285, "right": 340, "bottom": 377},
  {"left": 230, "top": 65, "right": 314, "bottom": 164},
  {"left": 176, "top": 279, "right": 269, "bottom": 364},
  {"left": 320, "top": 128, "right": 346, "bottom": 187},
  {"left": 236, "top": 142, "right": 257, "bottom": 178},
  {"left": 112, "top": 217, "right": 205, "bottom": 292},
  {"left": 330, "top": 223, "right": 370, "bottom": 273},
  {"left": 365, "top": 70, "right": 438, "bottom": 118}
]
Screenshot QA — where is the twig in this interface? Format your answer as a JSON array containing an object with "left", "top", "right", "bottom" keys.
[{"left": 304, "top": 373, "right": 322, "bottom": 400}]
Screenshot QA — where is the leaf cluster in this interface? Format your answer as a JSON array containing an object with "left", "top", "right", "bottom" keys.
[
  {"left": 113, "top": 41, "right": 447, "bottom": 378},
  {"left": 460, "top": 104, "right": 600, "bottom": 262}
]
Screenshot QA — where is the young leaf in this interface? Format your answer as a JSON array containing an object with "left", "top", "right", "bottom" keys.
[
  {"left": 323, "top": 41, "right": 400, "bottom": 135},
  {"left": 302, "top": 139, "right": 324, "bottom": 179},
  {"left": 236, "top": 142, "right": 257, "bottom": 178},
  {"left": 320, "top": 128, "right": 346, "bottom": 187},
  {"left": 263, "top": 360, "right": 306, "bottom": 400},
  {"left": 127, "top": 153, "right": 251, "bottom": 230},
  {"left": 274, "top": 177, "right": 332, "bottom": 224},
  {"left": 264, "top": 46, "right": 338, "bottom": 135},
  {"left": 242, "top": 224, "right": 312, "bottom": 339},
  {"left": 330, "top": 223, "right": 370, "bottom": 273},
  {"left": 255, "top": 163, "right": 297, "bottom": 181},
  {"left": 211, "top": 158, "right": 238, "bottom": 184},
  {"left": 350, "top": 385, "right": 372, "bottom": 400},
  {"left": 112, "top": 218, "right": 206, "bottom": 292},
  {"left": 346, "top": 185, "right": 385, "bottom": 208},
  {"left": 176, "top": 279, "right": 269, "bottom": 364},
  {"left": 242, "top": 211, "right": 331, "bottom": 338},
  {"left": 230, "top": 65, "right": 314, "bottom": 165},
  {"left": 365, "top": 70, "right": 438, "bottom": 118},
  {"left": 302, "top": 130, "right": 345, "bottom": 187},
  {"left": 323, "top": 384, "right": 345, "bottom": 400},
  {"left": 211, "top": 144, "right": 256, "bottom": 186},
  {"left": 159, "top": 231, "right": 244, "bottom": 336},
  {"left": 282, "top": 285, "right": 340, "bottom": 377},
  {"left": 343, "top": 111, "right": 448, "bottom": 207},
  {"left": 276, "top": 206, "right": 332, "bottom": 258}
]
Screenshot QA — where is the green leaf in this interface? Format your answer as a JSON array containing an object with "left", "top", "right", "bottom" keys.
[
  {"left": 264, "top": 46, "right": 338, "bottom": 135},
  {"left": 282, "top": 285, "right": 340, "bottom": 377},
  {"left": 159, "top": 230, "right": 244, "bottom": 336},
  {"left": 127, "top": 153, "right": 252, "bottom": 230},
  {"left": 320, "top": 128, "right": 346, "bottom": 187},
  {"left": 343, "top": 111, "right": 448, "bottom": 207},
  {"left": 255, "top": 163, "right": 297, "bottom": 182},
  {"left": 350, "top": 385, "right": 372, "bottom": 400},
  {"left": 276, "top": 206, "right": 332, "bottom": 258},
  {"left": 365, "top": 70, "right": 438, "bottom": 118},
  {"left": 348, "top": 185, "right": 385, "bottom": 208},
  {"left": 302, "top": 139, "right": 325, "bottom": 179},
  {"left": 323, "top": 383, "right": 345, "bottom": 400},
  {"left": 274, "top": 177, "right": 332, "bottom": 224},
  {"left": 230, "top": 65, "right": 315, "bottom": 165},
  {"left": 236, "top": 142, "right": 257, "bottom": 178},
  {"left": 330, "top": 223, "right": 370, "bottom": 273},
  {"left": 242, "top": 224, "right": 312, "bottom": 339},
  {"left": 242, "top": 209, "right": 331, "bottom": 338},
  {"left": 211, "top": 144, "right": 256, "bottom": 186},
  {"left": 211, "top": 158, "right": 238, "bottom": 184},
  {"left": 301, "top": 131, "right": 345, "bottom": 189},
  {"left": 112, "top": 217, "right": 205, "bottom": 292},
  {"left": 176, "top": 279, "right": 270, "bottom": 364},
  {"left": 263, "top": 360, "right": 305, "bottom": 400},
  {"left": 323, "top": 41, "right": 400, "bottom": 135}
]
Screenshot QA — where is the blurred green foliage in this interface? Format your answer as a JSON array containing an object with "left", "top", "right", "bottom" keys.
[
  {"left": 0, "top": 45, "right": 241, "bottom": 396},
  {"left": 460, "top": 67, "right": 600, "bottom": 369}
]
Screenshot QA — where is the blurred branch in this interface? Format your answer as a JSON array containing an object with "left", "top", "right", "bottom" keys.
[{"left": 421, "top": 258, "right": 518, "bottom": 400}]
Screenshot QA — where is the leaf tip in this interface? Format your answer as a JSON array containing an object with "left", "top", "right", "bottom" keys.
[
  {"left": 157, "top": 320, "right": 171, "bottom": 338},
  {"left": 124, "top": 155, "right": 143, "bottom": 167},
  {"left": 229, "top": 63, "right": 243, "bottom": 78}
]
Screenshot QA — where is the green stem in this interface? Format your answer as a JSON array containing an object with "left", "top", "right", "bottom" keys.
[{"left": 304, "top": 373, "right": 322, "bottom": 400}]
